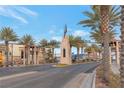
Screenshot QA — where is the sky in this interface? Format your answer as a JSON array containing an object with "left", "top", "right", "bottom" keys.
[
  {"left": 0, "top": 5, "right": 121, "bottom": 54},
  {"left": 0, "top": 5, "right": 92, "bottom": 43}
]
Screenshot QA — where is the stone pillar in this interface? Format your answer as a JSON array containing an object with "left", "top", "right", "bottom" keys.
[
  {"left": 34, "top": 46, "right": 37, "bottom": 64},
  {"left": 116, "top": 41, "right": 120, "bottom": 65},
  {"left": 23, "top": 48, "right": 26, "bottom": 65},
  {"left": 36, "top": 48, "right": 39, "bottom": 64},
  {"left": 60, "top": 36, "right": 72, "bottom": 65},
  {"left": 27, "top": 47, "right": 30, "bottom": 65},
  {"left": 109, "top": 46, "right": 112, "bottom": 64}
]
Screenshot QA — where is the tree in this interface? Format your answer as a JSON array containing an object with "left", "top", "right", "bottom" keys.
[
  {"left": 0, "top": 27, "right": 18, "bottom": 66},
  {"left": 120, "top": 5, "right": 124, "bottom": 87},
  {"left": 90, "top": 30, "right": 116, "bottom": 44},
  {"left": 39, "top": 39, "right": 48, "bottom": 48},
  {"left": 100, "top": 5, "right": 110, "bottom": 82},
  {"left": 91, "top": 44, "right": 102, "bottom": 59},
  {"left": 19, "top": 34, "right": 35, "bottom": 65},
  {"left": 48, "top": 40, "right": 60, "bottom": 57},
  {"left": 74, "top": 36, "right": 83, "bottom": 61},
  {"left": 84, "top": 45, "right": 94, "bottom": 59},
  {"left": 79, "top": 5, "right": 120, "bottom": 31},
  {"left": 79, "top": 5, "right": 120, "bottom": 82}
]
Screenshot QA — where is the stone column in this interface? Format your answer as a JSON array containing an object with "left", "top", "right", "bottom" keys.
[
  {"left": 34, "top": 46, "right": 37, "bottom": 64},
  {"left": 23, "top": 48, "right": 26, "bottom": 65},
  {"left": 116, "top": 41, "right": 120, "bottom": 65},
  {"left": 27, "top": 46, "right": 30, "bottom": 65},
  {"left": 36, "top": 48, "right": 39, "bottom": 64},
  {"left": 109, "top": 46, "right": 112, "bottom": 64}
]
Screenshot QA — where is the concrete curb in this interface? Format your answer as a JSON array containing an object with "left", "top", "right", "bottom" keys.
[
  {"left": 92, "top": 69, "right": 96, "bottom": 88},
  {"left": 80, "top": 69, "right": 96, "bottom": 88}
]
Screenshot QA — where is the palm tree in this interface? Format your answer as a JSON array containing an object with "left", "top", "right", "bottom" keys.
[
  {"left": 100, "top": 5, "right": 111, "bottom": 82},
  {"left": 48, "top": 40, "right": 60, "bottom": 57},
  {"left": 91, "top": 44, "right": 102, "bottom": 59},
  {"left": 39, "top": 39, "right": 48, "bottom": 63},
  {"left": 84, "top": 45, "right": 94, "bottom": 59},
  {"left": 120, "top": 5, "right": 124, "bottom": 87},
  {"left": 39, "top": 39, "right": 48, "bottom": 48},
  {"left": 79, "top": 5, "right": 120, "bottom": 82},
  {"left": 19, "top": 34, "right": 35, "bottom": 65},
  {"left": 74, "top": 36, "right": 82, "bottom": 61},
  {"left": 79, "top": 5, "right": 120, "bottom": 31},
  {"left": 0, "top": 27, "right": 18, "bottom": 66},
  {"left": 90, "top": 30, "right": 116, "bottom": 44}
]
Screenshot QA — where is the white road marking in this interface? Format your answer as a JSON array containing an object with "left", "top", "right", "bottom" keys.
[{"left": 0, "top": 71, "right": 37, "bottom": 81}]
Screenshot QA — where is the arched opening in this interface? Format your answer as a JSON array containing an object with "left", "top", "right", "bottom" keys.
[
  {"left": 21, "top": 50, "right": 24, "bottom": 59},
  {"left": 63, "top": 48, "right": 66, "bottom": 57}
]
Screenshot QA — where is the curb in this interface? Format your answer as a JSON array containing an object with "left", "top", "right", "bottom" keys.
[
  {"left": 92, "top": 69, "right": 96, "bottom": 88},
  {"left": 80, "top": 69, "right": 96, "bottom": 88}
]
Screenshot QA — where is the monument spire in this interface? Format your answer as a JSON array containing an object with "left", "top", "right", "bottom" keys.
[{"left": 64, "top": 24, "right": 67, "bottom": 38}]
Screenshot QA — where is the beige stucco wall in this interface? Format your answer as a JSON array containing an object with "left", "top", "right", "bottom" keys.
[{"left": 9, "top": 44, "right": 24, "bottom": 57}]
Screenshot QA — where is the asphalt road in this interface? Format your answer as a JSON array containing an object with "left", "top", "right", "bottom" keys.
[{"left": 0, "top": 62, "right": 100, "bottom": 88}]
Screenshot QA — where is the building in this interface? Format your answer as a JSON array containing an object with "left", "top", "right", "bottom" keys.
[{"left": 0, "top": 43, "right": 45, "bottom": 66}]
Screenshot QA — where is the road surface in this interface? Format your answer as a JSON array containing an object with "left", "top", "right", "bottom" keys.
[{"left": 0, "top": 62, "right": 100, "bottom": 88}]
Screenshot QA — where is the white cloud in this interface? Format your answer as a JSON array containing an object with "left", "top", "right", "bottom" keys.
[
  {"left": 73, "top": 30, "right": 89, "bottom": 37},
  {"left": 51, "top": 36, "right": 62, "bottom": 41},
  {"left": 0, "top": 6, "right": 38, "bottom": 24},
  {"left": 15, "top": 6, "right": 38, "bottom": 16},
  {"left": 49, "top": 30, "right": 55, "bottom": 34}
]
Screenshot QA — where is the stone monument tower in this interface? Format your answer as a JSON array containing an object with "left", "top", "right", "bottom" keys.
[{"left": 60, "top": 25, "right": 72, "bottom": 65}]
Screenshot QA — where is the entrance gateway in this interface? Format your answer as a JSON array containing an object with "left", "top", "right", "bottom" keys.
[{"left": 60, "top": 25, "right": 72, "bottom": 65}]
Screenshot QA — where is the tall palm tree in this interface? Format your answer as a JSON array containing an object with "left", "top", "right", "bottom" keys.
[
  {"left": 100, "top": 5, "right": 110, "bottom": 82},
  {"left": 79, "top": 5, "right": 120, "bottom": 82},
  {"left": 79, "top": 5, "right": 120, "bottom": 31},
  {"left": 0, "top": 27, "right": 18, "bottom": 66},
  {"left": 120, "top": 5, "right": 124, "bottom": 87},
  {"left": 19, "top": 34, "right": 35, "bottom": 65},
  {"left": 90, "top": 30, "right": 116, "bottom": 44}
]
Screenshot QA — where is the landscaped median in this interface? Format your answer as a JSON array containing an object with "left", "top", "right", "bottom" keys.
[{"left": 95, "top": 65, "right": 120, "bottom": 88}]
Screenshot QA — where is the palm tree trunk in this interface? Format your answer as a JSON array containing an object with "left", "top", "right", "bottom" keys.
[
  {"left": 32, "top": 47, "right": 34, "bottom": 64},
  {"left": 5, "top": 41, "right": 9, "bottom": 66},
  {"left": 27, "top": 46, "right": 30, "bottom": 65},
  {"left": 120, "top": 5, "right": 124, "bottom": 87},
  {"left": 100, "top": 6, "right": 110, "bottom": 82}
]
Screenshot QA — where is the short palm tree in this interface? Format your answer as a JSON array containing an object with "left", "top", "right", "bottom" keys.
[
  {"left": 39, "top": 39, "right": 48, "bottom": 48},
  {"left": 74, "top": 36, "right": 82, "bottom": 61},
  {"left": 48, "top": 40, "right": 60, "bottom": 57},
  {"left": 84, "top": 45, "right": 94, "bottom": 59},
  {"left": 19, "top": 34, "right": 35, "bottom": 65},
  {"left": 0, "top": 27, "right": 18, "bottom": 65},
  {"left": 120, "top": 5, "right": 124, "bottom": 87},
  {"left": 91, "top": 44, "right": 102, "bottom": 59}
]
